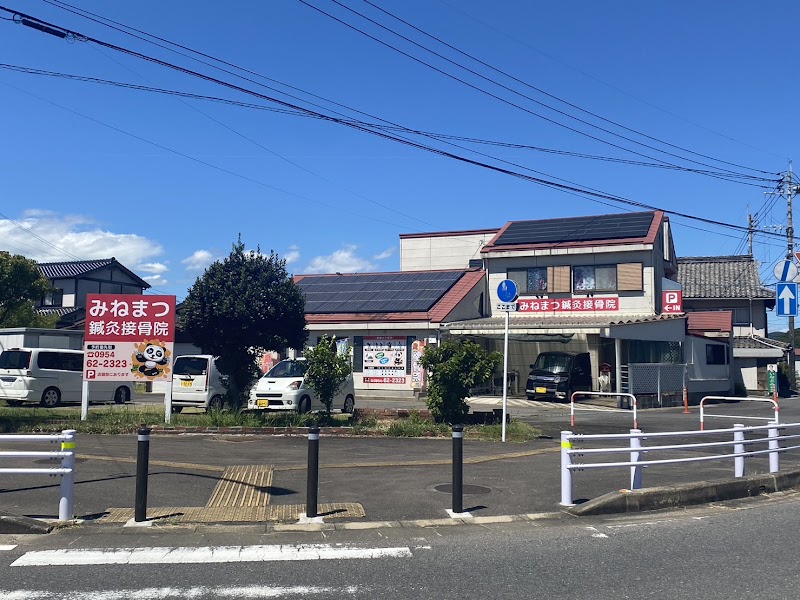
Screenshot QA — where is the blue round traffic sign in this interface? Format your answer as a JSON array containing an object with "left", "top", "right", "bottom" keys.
[{"left": 497, "top": 279, "right": 518, "bottom": 303}]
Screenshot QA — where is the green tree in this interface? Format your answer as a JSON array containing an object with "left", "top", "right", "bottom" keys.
[
  {"left": 181, "top": 238, "right": 307, "bottom": 407},
  {"left": 420, "top": 339, "right": 501, "bottom": 423},
  {"left": 0, "top": 252, "right": 53, "bottom": 328},
  {"left": 303, "top": 335, "right": 352, "bottom": 417}
]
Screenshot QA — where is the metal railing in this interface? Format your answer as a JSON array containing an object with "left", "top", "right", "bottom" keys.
[
  {"left": 570, "top": 391, "right": 638, "bottom": 429},
  {"left": 699, "top": 396, "right": 779, "bottom": 430},
  {"left": 560, "top": 422, "right": 798, "bottom": 507},
  {"left": 0, "top": 429, "right": 76, "bottom": 521}
]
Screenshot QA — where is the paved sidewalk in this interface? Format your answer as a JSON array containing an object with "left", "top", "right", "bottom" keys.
[{"left": 1, "top": 399, "right": 799, "bottom": 531}]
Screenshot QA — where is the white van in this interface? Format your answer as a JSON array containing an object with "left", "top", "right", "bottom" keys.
[
  {"left": 0, "top": 348, "right": 133, "bottom": 408},
  {"left": 247, "top": 357, "right": 355, "bottom": 414},
  {"left": 171, "top": 355, "right": 225, "bottom": 412}
]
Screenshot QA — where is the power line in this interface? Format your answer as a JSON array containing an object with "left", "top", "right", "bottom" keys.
[
  {"left": 0, "top": 6, "right": 790, "bottom": 242},
  {"left": 297, "top": 0, "right": 776, "bottom": 183}
]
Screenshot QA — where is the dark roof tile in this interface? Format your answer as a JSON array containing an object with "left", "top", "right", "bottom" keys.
[{"left": 677, "top": 255, "right": 773, "bottom": 299}]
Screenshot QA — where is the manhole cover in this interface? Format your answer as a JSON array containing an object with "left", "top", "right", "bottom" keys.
[{"left": 433, "top": 484, "right": 492, "bottom": 495}]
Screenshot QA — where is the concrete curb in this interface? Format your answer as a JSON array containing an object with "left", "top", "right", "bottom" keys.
[
  {"left": 0, "top": 512, "right": 54, "bottom": 535},
  {"left": 567, "top": 469, "right": 800, "bottom": 516}
]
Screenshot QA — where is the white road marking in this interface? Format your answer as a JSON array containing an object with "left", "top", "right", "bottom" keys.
[
  {"left": 0, "top": 585, "right": 359, "bottom": 599},
  {"left": 584, "top": 526, "right": 609, "bottom": 539},
  {"left": 11, "top": 543, "right": 412, "bottom": 567},
  {"left": 0, "top": 545, "right": 17, "bottom": 551}
]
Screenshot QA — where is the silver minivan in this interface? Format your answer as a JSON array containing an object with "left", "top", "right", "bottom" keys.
[
  {"left": 171, "top": 355, "right": 225, "bottom": 412},
  {"left": 0, "top": 348, "right": 132, "bottom": 408}
]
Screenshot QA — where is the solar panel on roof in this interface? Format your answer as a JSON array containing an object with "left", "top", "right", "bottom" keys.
[
  {"left": 492, "top": 212, "right": 654, "bottom": 246},
  {"left": 299, "top": 271, "right": 465, "bottom": 314}
]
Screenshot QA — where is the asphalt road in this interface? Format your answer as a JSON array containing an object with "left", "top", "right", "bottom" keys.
[{"left": 1, "top": 492, "right": 799, "bottom": 599}]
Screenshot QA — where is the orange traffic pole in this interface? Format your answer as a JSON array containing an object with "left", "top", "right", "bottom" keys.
[{"left": 682, "top": 386, "right": 690, "bottom": 414}]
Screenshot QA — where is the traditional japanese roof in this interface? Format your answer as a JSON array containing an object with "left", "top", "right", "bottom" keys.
[
  {"left": 734, "top": 336, "right": 789, "bottom": 350},
  {"left": 37, "top": 258, "right": 151, "bottom": 289},
  {"left": 481, "top": 211, "right": 664, "bottom": 253},
  {"left": 677, "top": 255, "right": 773, "bottom": 299},
  {"left": 295, "top": 269, "right": 485, "bottom": 323},
  {"left": 686, "top": 311, "right": 733, "bottom": 333}
]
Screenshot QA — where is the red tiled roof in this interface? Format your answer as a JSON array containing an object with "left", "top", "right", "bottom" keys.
[{"left": 686, "top": 311, "right": 733, "bottom": 333}]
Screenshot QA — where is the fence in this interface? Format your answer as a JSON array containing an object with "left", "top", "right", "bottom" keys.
[
  {"left": 0, "top": 429, "right": 76, "bottom": 521},
  {"left": 699, "top": 396, "right": 779, "bottom": 430},
  {"left": 628, "top": 363, "right": 686, "bottom": 407},
  {"left": 560, "top": 422, "right": 798, "bottom": 506}
]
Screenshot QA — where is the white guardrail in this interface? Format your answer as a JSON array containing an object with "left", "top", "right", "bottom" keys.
[
  {"left": 570, "top": 391, "right": 638, "bottom": 429},
  {"left": 699, "top": 396, "right": 779, "bottom": 430},
  {"left": 560, "top": 422, "right": 798, "bottom": 507},
  {"left": 0, "top": 429, "right": 76, "bottom": 521}
]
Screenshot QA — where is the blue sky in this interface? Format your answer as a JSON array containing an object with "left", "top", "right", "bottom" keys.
[{"left": 0, "top": 1, "right": 798, "bottom": 329}]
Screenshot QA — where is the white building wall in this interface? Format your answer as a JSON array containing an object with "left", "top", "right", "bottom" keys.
[{"left": 400, "top": 232, "right": 495, "bottom": 271}]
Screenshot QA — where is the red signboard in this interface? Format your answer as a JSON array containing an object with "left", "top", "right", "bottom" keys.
[
  {"left": 517, "top": 297, "right": 620, "bottom": 313},
  {"left": 84, "top": 294, "right": 176, "bottom": 382},
  {"left": 662, "top": 290, "right": 683, "bottom": 314}
]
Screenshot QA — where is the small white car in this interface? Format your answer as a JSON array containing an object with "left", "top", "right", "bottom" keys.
[
  {"left": 171, "top": 355, "right": 226, "bottom": 412},
  {"left": 247, "top": 358, "right": 355, "bottom": 414}
]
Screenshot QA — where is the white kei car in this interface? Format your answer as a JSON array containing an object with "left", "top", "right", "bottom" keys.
[{"left": 247, "top": 358, "right": 355, "bottom": 414}]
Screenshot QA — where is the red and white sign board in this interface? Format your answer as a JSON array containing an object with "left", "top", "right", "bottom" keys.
[
  {"left": 517, "top": 297, "right": 620, "bottom": 313},
  {"left": 363, "top": 336, "right": 406, "bottom": 383},
  {"left": 662, "top": 290, "right": 683, "bottom": 314},
  {"left": 83, "top": 294, "right": 176, "bottom": 382}
]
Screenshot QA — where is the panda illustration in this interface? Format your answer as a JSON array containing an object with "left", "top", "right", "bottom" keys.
[{"left": 135, "top": 343, "right": 169, "bottom": 377}]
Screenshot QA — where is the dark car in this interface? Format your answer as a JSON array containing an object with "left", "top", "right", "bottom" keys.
[{"left": 526, "top": 351, "right": 592, "bottom": 401}]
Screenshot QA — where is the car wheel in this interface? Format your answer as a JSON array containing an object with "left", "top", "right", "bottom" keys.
[
  {"left": 208, "top": 395, "right": 224, "bottom": 411},
  {"left": 171, "top": 405, "right": 182, "bottom": 414},
  {"left": 297, "top": 396, "right": 311, "bottom": 414},
  {"left": 342, "top": 394, "right": 355, "bottom": 414},
  {"left": 40, "top": 387, "right": 62, "bottom": 408},
  {"left": 6, "top": 400, "right": 23, "bottom": 407},
  {"left": 113, "top": 386, "right": 130, "bottom": 405}
]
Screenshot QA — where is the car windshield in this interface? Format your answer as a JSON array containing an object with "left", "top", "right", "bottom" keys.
[
  {"left": 0, "top": 350, "right": 32, "bottom": 369},
  {"left": 173, "top": 357, "right": 209, "bottom": 376},
  {"left": 533, "top": 354, "right": 573, "bottom": 374},
  {"left": 265, "top": 360, "right": 306, "bottom": 378}
]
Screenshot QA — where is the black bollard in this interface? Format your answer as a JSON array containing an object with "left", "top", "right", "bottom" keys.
[
  {"left": 306, "top": 426, "right": 320, "bottom": 518},
  {"left": 134, "top": 427, "right": 151, "bottom": 522},
  {"left": 452, "top": 424, "right": 464, "bottom": 514}
]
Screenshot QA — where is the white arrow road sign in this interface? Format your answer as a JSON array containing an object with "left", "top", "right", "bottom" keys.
[{"left": 777, "top": 282, "right": 798, "bottom": 317}]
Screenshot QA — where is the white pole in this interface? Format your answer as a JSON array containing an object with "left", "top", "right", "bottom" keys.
[
  {"left": 734, "top": 424, "right": 745, "bottom": 477},
  {"left": 501, "top": 309, "right": 510, "bottom": 443},
  {"left": 630, "top": 428, "right": 643, "bottom": 490},
  {"left": 58, "top": 429, "right": 76, "bottom": 521},
  {"left": 164, "top": 384, "right": 173, "bottom": 425},
  {"left": 769, "top": 422, "right": 780, "bottom": 473},
  {"left": 80, "top": 381, "right": 89, "bottom": 421},
  {"left": 560, "top": 431, "right": 574, "bottom": 506}
]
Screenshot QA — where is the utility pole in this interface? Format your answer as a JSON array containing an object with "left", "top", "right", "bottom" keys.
[
  {"left": 748, "top": 212, "right": 755, "bottom": 256},
  {"left": 785, "top": 162, "right": 796, "bottom": 389}
]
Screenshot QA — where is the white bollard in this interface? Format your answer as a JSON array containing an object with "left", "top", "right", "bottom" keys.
[
  {"left": 769, "top": 422, "right": 780, "bottom": 474},
  {"left": 560, "top": 431, "right": 575, "bottom": 507},
  {"left": 630, "top": 429, "right": 643, "bottom": 490},
  {"left": 58, "top": 429, "right": 76, "bottom": 521},
  {"left": 733, "top": 424, "right": 745, "bottom": 478}
]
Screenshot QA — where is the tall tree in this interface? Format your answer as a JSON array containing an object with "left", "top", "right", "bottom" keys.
[
  {"left": 303, "top": 335, "right": 352, "bottom": 417},
  {"left": 0, "top": 252, "right": 53, "bottom": 327},
  {"left": 181, "top": 238, "right": 307, "bottom": 407}
]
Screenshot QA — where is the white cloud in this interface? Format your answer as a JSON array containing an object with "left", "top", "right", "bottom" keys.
[
  {"left": 373, "top": 247, "right": 396, "bottom": 261},
  {"left": 0, "top": 212, "right": 164, "bottom": 268},
  {"left": 181, "top": 250, "right": 218, "bottom": 272},
  {"left": 138, "top": 262, "right": 169, "bottom": 275},
  {"left": 304, "top": 245, "right": 376, "bottom": 274},
  {"left": 284, "top": 245, "right": 300, "bottom": 265}
]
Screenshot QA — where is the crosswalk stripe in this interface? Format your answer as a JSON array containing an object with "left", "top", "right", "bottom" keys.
[
  {"left": 11, "top": 543, "right": 413, "bottom": 567},
  {"left": 0, "top": 585, "right": 358, "bottom": 599}
]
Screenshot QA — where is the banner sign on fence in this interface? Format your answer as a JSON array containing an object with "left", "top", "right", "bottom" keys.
[{"left": 83, "top": 294, "right": 176, "bottom": 382}]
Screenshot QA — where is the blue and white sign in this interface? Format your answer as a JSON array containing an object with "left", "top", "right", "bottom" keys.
[
  {"left": 777, "top": 282, "right": 799, "bottom": 317},
  {"left": 774, "top": 260, "right": 798, "bottom": 282},
  {"left": 497, "top": 279, "right": 518, "bottom": 303}
]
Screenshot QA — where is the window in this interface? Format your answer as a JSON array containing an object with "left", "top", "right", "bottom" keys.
[
  {"left": 574, "top": 265, "right": 617, "bottom": 292},
  {"left": 42, "top": 289, "right": 64, "bottom": 307},
  {"left": 0, "top": 350, "right": 31, "bottom": 369},
  {"left": 173, "top": 356, "right": 210, "bottom": 376},
  {"left": 508, "top": 266, "right": 571, "bottom": 294},
  {"left": 706, "top": 344, "right": 728, "bottom": 365},
  {"left": 733, "top": 307, "right": 751, "bottom": 325},
  {"left": 37, "top": 352, "right": 83, "bottom": 371}
]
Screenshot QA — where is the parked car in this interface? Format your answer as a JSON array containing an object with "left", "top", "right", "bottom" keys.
[
  {"left": 526, "top": 351, "right": 592, "bottom": 401},
  {"left": 0, "top": 347, "right": 132, "bottom": 408},
  {"left": 171, "top": 355, "right": 225, "bottom": 412},
  {"left": 247, "top": 357, "right": 355, "bottom": 414}
]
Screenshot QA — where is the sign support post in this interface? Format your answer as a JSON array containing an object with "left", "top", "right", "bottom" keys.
[
  {"left": 501, "top": 309, "right": 510, "bottom": 443},
  {"left": 496, "top": 279, "right": 519, "bottom": 443},
  {"left": 80, "top": 380, "right": 89, "bottom": 421}
]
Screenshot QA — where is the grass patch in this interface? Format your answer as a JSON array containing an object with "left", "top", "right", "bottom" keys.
[{"left": 0, "top": 403, "right": 541, "bottom": 441}]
